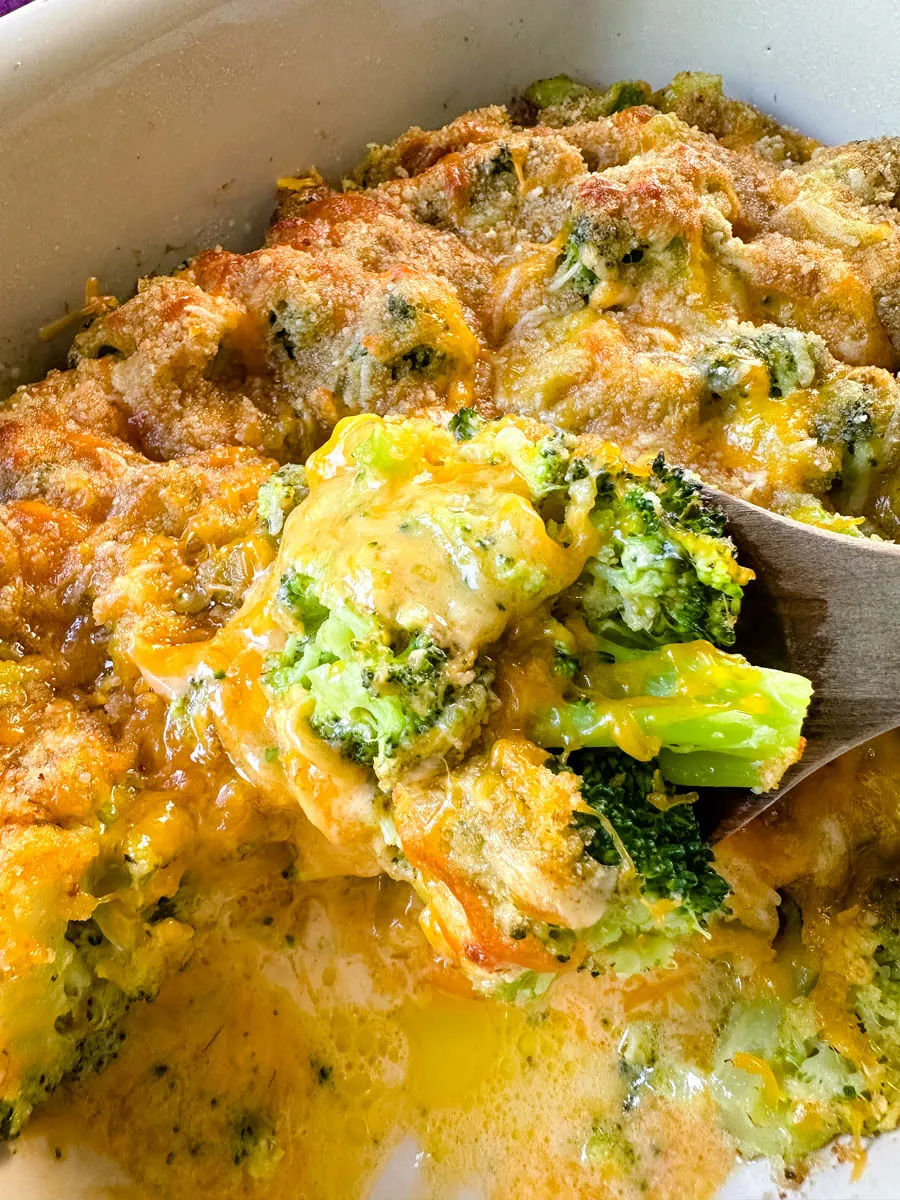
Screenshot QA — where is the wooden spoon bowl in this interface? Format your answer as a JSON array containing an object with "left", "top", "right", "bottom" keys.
[{"left": 699, "top": 491, "right": 900, "bottom": 838}]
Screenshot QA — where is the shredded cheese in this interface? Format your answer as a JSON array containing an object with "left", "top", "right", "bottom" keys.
[{"left": 39, "top": 276, "right": 118, "bottom": 342}]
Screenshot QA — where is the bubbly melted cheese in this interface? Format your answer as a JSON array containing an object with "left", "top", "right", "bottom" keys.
[
  {"left": 20, "top": 879, "right": 734, "bottom": 1200},
  {"left": 8, "top": 733, "right": 896, "bottom": 1200}
]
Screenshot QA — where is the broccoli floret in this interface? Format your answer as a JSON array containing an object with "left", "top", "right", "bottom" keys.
[
  {"left": 646, "top": 454, "right": 727, "bottom": 537},
  {"left": 229, "top": 1109, "right": 283, "bottom": 1178},
  {"left": 653, "top": 71, "right": 816, "bottom": 163},
  {"left": 813, "top": 384, "right": 879, "bottom": 450},
  {"left": 712, "top": 998, "right": 866, "bottom": 1162},
  {"left": 694, "top": 328, "right": 821, "bottom": 405},
  {"left": 524, "top": 74, "right": 593, "bottom": 113},
  {"left": 473, "top": 424, "right": 583, "bottom": 503},
  {"left": 277, "top": 569, "right": 330, "bottom": 633},
  {"left": 752, "top": 330, "right": 819, "bottom": 398},
  {"left": 448, "top": 406, "right": 483, "bottom": 442},
  {"left": 654, "top": 71, "right": 726, "bottom": 110},
  {"left": 550, "top": 197, "right": 692, "bottom": 300},
  {"left": 474, "top": 422, "right": 582, "bottom": 503},
  {"left": 523, "top": 75, "right": 652, "bottom": 126},
  {"left": 0, "top": 1008, "right": 124, "bottom": 1138},
  {"left": 774, "top": 493, "right": 869, "bottom": 538},
  {"left": 265, "top": 584, "right": 493, "bottom": 782},
  {"left": 474, "top": 750, "right": 730, "bottom": 986},
  {"left": 567, "top": 454, "right": 750, "bottom": 649},
  {"left": 533, "top": 637, "right": 812, "bottom": 793},
  {"left": 811, "top": 377, "right": 896, "bottom": 515},
  {"left": 165, "top": 669, "right": 223, "bottom": 748},
  {"left": 258, "top": 464, "right": 308, "bottom": 538},
  {"left": 549, "top": 222, "right": 602, "bottom": 299},
  {"left": 559, "top": 749, "right": 728, "bottom": 974},
  {"left": 532, "top": 450, "right": 811, "bottom": 795},
  {"left": 350, "top": 420, "right": 415, "bottom": 479},
  {"left": 853, "top": 886, "right": 900, "bottom": 1068},
  {"left": 572, "top": 749, "right": 728, "bottom": 919},
  {"left": 604, "top": 80, "right": 653, "bottom": 114},
  {"left": 62, "top": 985, "right": 131, "bottom": 1080},
  {"left": 0, "top": 915, "right": 161, "bottom": 1139},
  {"left": 550, "top": 216, "right": 642, "bottom": 299}
]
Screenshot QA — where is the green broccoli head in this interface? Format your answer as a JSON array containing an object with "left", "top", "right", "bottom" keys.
[
  {"left": 712, "top": 998, "right": 866, "bottom": 1162},
  {"left": 447, "top": 406, "right": 483, "bottom": 442},
  {"left": 654, "top": 70, "right": 726, "bottom": 113},
  {"left": 276, "top": 569, "right": 330, "bottom": 633},
  {"left": 810, "top": 376, "right": 898, "bottom": 515},
  {"left": 572, "top": 749, "right": 728, "bottom": 918},
  {"left": 531, "top": 457, "right": 811, "bottom": 795},
  {"left": 694, "top": 328, "right": 822, "bottom": 406},
  {"left": 523, "top": 74, "right": 594, "bottom": 115},
  {"left": 265, "top": 572, "right": 494, "bottom": 782},
  {"left": 567, "top": 452, "right": 751, "bottom": 649},
  {"left": 563, "top": 749, "right": 728, "bottom": 974},
  {"left": 523, "top": 75, "right": 652, "bottom": 127},
  {"left": 652, "top": 71, "right": 816, "bottom": 162},
  {"left": 550, "top": 220, "right": 603, "bottom": 299},
  {"left": 483, "top": 750, "right": 730, "bottom": 981},
  {"left": 550, "top": 215, "right": 643, "bottom": 300}
]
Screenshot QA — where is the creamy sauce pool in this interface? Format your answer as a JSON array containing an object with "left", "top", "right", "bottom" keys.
[
  {"left": 14, "top": 733, "right": 900, "bottom": 1200},
  {"left": 22, "top": 875, "right": 732, "bottom": 1200}
]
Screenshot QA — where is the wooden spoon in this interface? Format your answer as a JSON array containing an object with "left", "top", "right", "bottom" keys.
[{"left": 698, "top": 490, "right": 900, "bottom": 839}]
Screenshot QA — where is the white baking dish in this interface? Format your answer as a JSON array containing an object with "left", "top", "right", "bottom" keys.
[{"left": 1, "top": 0, "right": 899, "bottom": 1195}]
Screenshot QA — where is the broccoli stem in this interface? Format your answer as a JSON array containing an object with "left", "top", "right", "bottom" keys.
[{"left": 532, "top": 639, "right": 812, "bottom": 792}]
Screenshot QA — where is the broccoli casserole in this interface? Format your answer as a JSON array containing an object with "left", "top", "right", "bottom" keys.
[{"left": 0, "top": 71, "right": 899, "bottom": 1199}]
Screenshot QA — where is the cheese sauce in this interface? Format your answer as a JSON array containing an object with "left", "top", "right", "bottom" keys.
[
  {"left": 10, "top": 733, "right": 896, "bottom": 1199},
  {"left": 24, "top": 878, "right": 733, "bottom": 1200}
]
